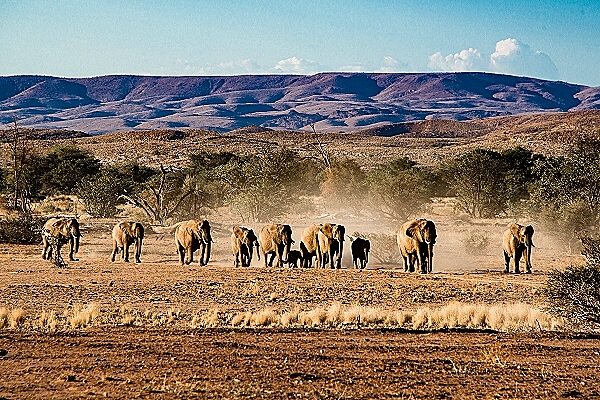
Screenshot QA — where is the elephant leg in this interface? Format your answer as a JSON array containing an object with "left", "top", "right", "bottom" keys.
[
  {"left": 68, "top": 238, "right": 77, "bottom": 261},
  {"left": 503, "top": 251, "right": 511, "bottom": 273},
  {"left": 234, "top": 252, "right": 240, "bottom": 267},
  {"left": 110, "top": 241, "right": 118, "bottom": 262},
  {"left": 177, "top": 245, "right": 185, "bottom": 265},
  {"left": 135, "top": 241, "right": 142, "bottom": 264},
  {"left": 514, "top": 251, "right": 522, "bottom": 274},
  {"left": 123, "top": 242, "right": 130, "bottom": 262},
  {"left": 42, "top": 237, "right": 50, "bottom": 259}
]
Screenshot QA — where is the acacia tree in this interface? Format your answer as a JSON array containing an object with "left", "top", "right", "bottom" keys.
[
  {"left": 218, "top": 147, "right": 318, "bottom": 222},
  {"left": 4, "top": 118, "right": 37, "bottom": 212},
  {"left": 120, "top": 165, "right": 199, "bottom": 225},
  {"left": 367, "top": 157, "right": 436, "bottom": 220}
]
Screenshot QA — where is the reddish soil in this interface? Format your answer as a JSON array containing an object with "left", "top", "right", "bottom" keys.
[{"left": 2, "top": 328, "right": 600, "bottom": 399}]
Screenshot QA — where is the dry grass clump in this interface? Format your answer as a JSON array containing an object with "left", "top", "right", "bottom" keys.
[
  {"left": 120, "top": 304, "right": 136, "bottom": 326},
  {"left": 39, "top": 310, "right": 58, "bottom": 332},
  {"left": 227, "top": 301, "right": 559, "bottom": 332},
  {"left": 191, "top": 309, "right": 220, "bottom": 328},
  {"left": 0, "top": 307, "right": 26, "bottom": 329},
  {"left": 67, "top": 303, "right": 100, "bottom": 329}
]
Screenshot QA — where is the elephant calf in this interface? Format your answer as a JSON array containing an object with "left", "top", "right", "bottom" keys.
[
  {"left": 503, "top": 222, "right": 534, "bottom": 274},
  {"left": 286, "top": 250, "right": 304, "bottom": 268},
  {"left": 111, "top": 221, "right": 144, "bottom": 263},
  {"left": 351, "top": 237, "right": 370, "bottom": 270}
]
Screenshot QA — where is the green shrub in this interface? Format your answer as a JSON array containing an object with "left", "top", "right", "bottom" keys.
[
  {"left": 543, "top": 235, "right": 600, "bottom": 330},
  {"left": 0, "top": 214, "right": 44, "bottom": 244}
]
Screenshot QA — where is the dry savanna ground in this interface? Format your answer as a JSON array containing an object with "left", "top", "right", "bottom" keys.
[{"left": 2, "top": 112, "right": 600, "bottom": 398}]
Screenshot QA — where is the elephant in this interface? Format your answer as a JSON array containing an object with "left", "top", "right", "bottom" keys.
[
  {"left": 41, "top": 217, "right": 81, "bottom": 266},
  {"left": 300, "top": 225, "right": 321, "bottom": 268},
  {"left": 111, "top": 221, "right": 144, "bottom": 263},
  {"left": 232, "top": 226, "right": 260, "bottom": 268},
  {"left": 503, "top": 223, "right": 534, "bottom": 274},
  {"left": 301, "top": 223, "right": 346, "bottom": 269},
  {"left": 397, "top": 218, "right": 437, "bottom": 274},
  {"left": 299, "top": 241, "right": 314, "bottom": 268},
  {"left": 174, "top": 219, "right": 212, "bottom": 266},
  {"left": 351, "top": 237, "right": 370, "bottom": 270},
  {"left": 317, "top": 223, "right": 346, "bottom": 269},
  {"left": 286, "top": 249, "right": 304, "bottom": 268},
  {"left": 258, "top": 223, "right": 294, "bottom": 268}
]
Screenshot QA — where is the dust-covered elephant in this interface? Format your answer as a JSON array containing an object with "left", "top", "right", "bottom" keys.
[
  {"left": 397, "top": 218, "right": 437, "bottom": 274},
  {"left": 502, "top": 222, "right": 534, "bottom": 274},
  {"left": 42, "top": 217, "right": 81, "bottom": 266},
  {"left": 111, "top": 221, "right": 145, "bottom": 263},
  {"left": 232, "top": 226, "right": 260, "bottom": 268},
  {"left": 174, "top": 219, "right": 212, "bottom": 266},
  {"left": 258, "top": 223, "right": 294, "bottom": 268},
  {"left": 317, "top": 223, "right": 346, "bottom": 269},
  {"left": 300, "top": 225, "right": 321, "bottom": 268},
  {"left": 351, "top": 237, "right": 370, "bottom": 270}
]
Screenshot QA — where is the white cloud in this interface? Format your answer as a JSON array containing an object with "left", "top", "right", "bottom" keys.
[
  {"left": 375, "top": 56, "right": 410, "bottom": 73},
  {"left": 273, "top": 57, "right": 323, "bottom": 74},
  {"left": 216, "top": 59, "right": 266, "bottom": 74},
  {"left": 428, "top": 48, "right": 485, "bottom": 72},
  {"left": 428, "top": 38, "right": 559, "bottom": 80},
  {"left": 490, "top": 38, "right": 558, "bottom": 80}
]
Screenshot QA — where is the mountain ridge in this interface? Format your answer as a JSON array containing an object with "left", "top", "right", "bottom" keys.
[{"left": 1, "top": 72, "right": 598, "bottom": 134}]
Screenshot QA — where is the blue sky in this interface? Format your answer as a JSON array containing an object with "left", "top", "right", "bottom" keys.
[{"left": 1, "top": 0, "right": 599, "bottom": 86}]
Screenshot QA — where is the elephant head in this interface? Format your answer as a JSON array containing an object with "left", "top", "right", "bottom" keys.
[{"left": 405, "top": 219, "right": 437, "bottom": 273}]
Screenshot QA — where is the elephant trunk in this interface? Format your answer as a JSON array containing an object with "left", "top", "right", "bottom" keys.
[
  {"left": 255, "top": 242, "right": 260, "bottom": 260},
  {"left": 204, "top": 241, "right": 212, "bottom": 265},
  {"left": 526, "top": 243, "right": 532, "bottom": 270},
  {"left": 136, "top": 238, "right": 143, "bottom": 261},
  {"left": 427, "top": 242, "right": 433, "bottom": 273},
  {"left": 282, "top": 240, "right": 290, "bottom": 263}
]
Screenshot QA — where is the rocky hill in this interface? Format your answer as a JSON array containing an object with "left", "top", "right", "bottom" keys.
[{"left": 0, "top": 72, "right": 599, "bottom": 134}]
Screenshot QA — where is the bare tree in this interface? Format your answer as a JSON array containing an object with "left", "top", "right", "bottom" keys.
[{"left": 4, "top": 117, "right": 36, "bottom": 212}]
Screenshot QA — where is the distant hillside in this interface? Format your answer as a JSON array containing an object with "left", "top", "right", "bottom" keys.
[{"left": 0, "top": 72, "right": 598, "bottom": 134}]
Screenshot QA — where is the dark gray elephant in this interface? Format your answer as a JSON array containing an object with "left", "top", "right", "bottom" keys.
[
  {"left": 232, "top": 226, "right": 260, "bottom": 268},
  {"left": 258, "top": 223, "right": 294, "bottom": 268},
  {"left": 175, "top": 219, "right": 212, "bottom": 266},
  {"left": 42, "top": 217, "right": 81, "bottom": 266},
  {"left": 111, "top": 221, "right": 145, "bottom": 263},
  {"left": 397, "top": 218, "right": 437, "bottom": 274},
  {"left": 351, "top": 237, "right": 370, "bottom": 270},
  {"left": 503, "top": 222, "right": 534, "bottom": 274}
]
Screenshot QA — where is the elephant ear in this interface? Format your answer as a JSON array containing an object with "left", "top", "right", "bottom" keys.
[
  {"left": 334, "top": 224, "right": 346, "bottom": 239},
  {"left": 320, "top": 223, "right": 333, "bottom": 237},
  {"left": 233, "top": 226, "right": 243, "bottom": 237},
  {"left": 509, "top": 223, "right": 523, "bottom": 241},
  {"left": 405, "top": 220, "right": 423, "bottom": 241},
  {"left": 525, "top": 225, "right": 534, "bottom": 237}
]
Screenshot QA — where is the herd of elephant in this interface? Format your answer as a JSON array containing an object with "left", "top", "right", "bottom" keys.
[{"left": 39, "top": 216, "right": 535, "bottom": 274}]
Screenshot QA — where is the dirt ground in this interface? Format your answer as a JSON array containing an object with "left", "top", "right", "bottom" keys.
[{"left": 0, "top": 216, "right": 596, "bottom": 399}]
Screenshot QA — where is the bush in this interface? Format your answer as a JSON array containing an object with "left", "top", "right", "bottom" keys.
[
  {"left": 543, "top": 235, "right": 600, "bottom": 330},
  {"left": 352, "top": 231, "right": 401, "bottom": 264},
  {"left": 462, "top": 231, "right": 491, "bottom": 255},
  {"left": 0, "top": 213, "right": 44, "bottom": 244}
]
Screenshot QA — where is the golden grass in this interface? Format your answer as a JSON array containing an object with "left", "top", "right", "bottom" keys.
[{"left": 0, "top": 301, "right": 563, "bottom": 332}]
